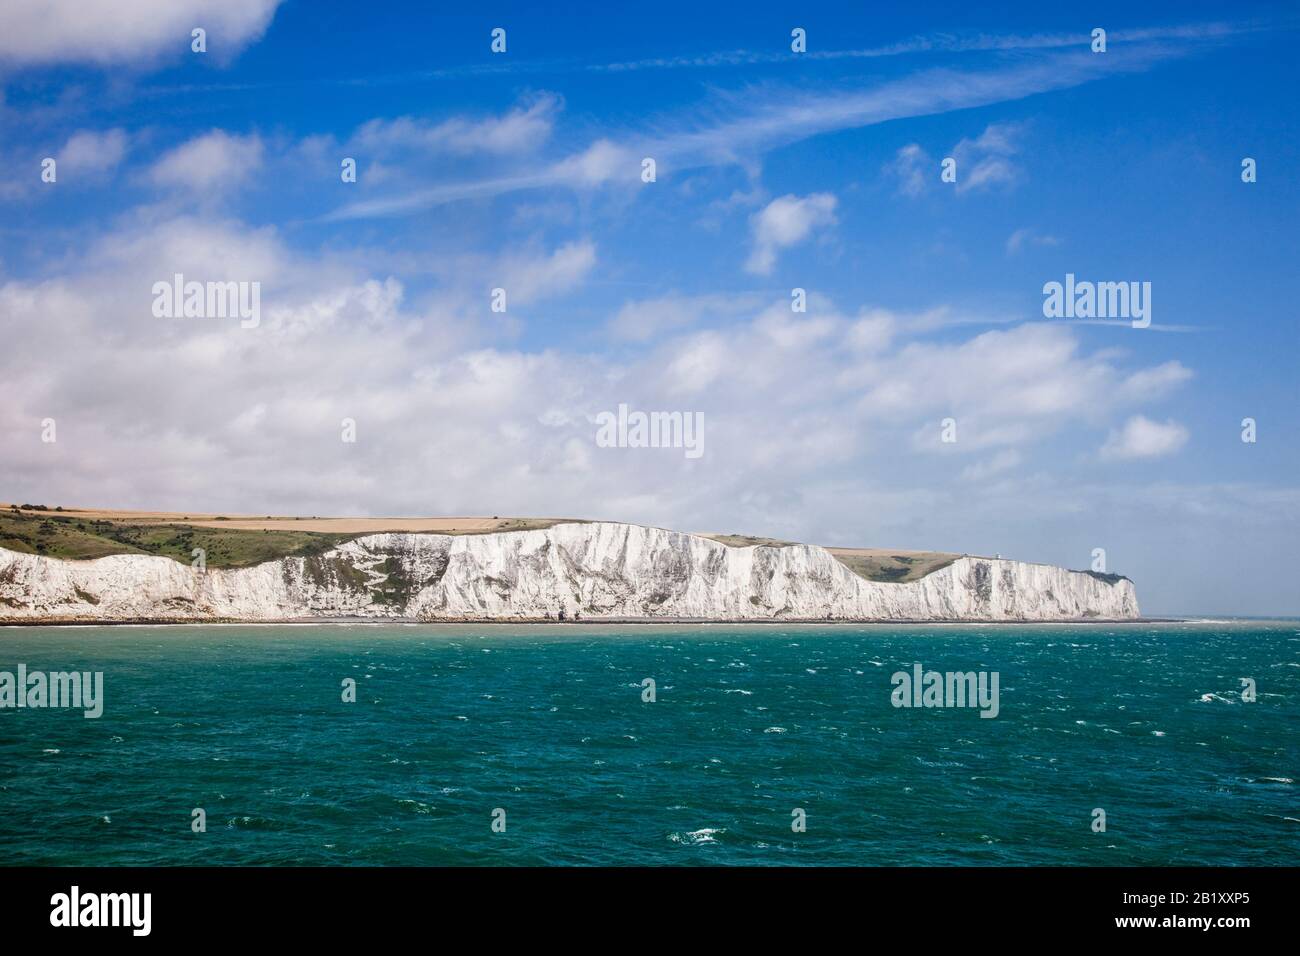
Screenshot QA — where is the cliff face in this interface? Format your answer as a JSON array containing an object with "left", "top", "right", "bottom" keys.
[{"left": 0, "top": 522, "right": 1139, "bottom": 623}]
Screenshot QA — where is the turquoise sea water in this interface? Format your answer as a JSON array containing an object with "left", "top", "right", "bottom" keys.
[{"left": 0, "top": 622, "right": 1296, "bottom": 866}]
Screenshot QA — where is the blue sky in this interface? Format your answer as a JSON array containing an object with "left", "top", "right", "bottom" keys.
[{"left": 1, "top": 1, "right": 1297, "bottom": 615}]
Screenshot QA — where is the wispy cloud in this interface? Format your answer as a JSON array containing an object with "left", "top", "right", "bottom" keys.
[
  {"left": 889, "top": 122, "right": 1024, "bottom": 196},
  {"left": 889, "top": 143, "right": 930, "bottom": 197},
  {"left": 588, "top": 20, "right": 1267, "bottom": 72},
  {"left": 327, "top": 20, "right": 1267, "bottom": 84},
  {"left": 1006, "top": 227, "right": 1061, "bottom": 254},
  {"left": 952, "top": 122, "right": 1022, "bottom": 193},
  {"left": 351, "top": 94, "right": 561, "bottom": 156},
  {"left": 325, "top": 40, "right": 1199, "bottom": 222},
  {"left": 496, "top": 240, "right": 597, "bottom": 304}
]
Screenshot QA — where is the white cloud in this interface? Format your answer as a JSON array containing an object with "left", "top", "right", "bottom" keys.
[
  {"left": 861, "top": 324, "right": 1193, "bottom": 453},
  {"left": 552, "top": 138, "right": 639, "bottom": 187},
  {"left": 1101, "top": 416, "right": 1189, "bottom": 460},
  {"left": 56, "top": 128, "right": 129, "bottom": 179},
  {"left": 745, "top": 193, "right": 837, "bottom": 275},
  {"left": 0, "top": 0, "right": 283, "bottom": 66},
  {"left": 150, "top": 130, "right": 264, "bottom": 192}
]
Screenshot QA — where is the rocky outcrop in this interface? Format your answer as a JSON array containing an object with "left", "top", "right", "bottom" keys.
[{"left": 0, "top": 522, "right": 1139, "bottom": 623}]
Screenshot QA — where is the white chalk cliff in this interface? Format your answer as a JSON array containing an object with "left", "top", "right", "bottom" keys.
[{"left": 0, "top": 522, "right": 1139, "bottom": 623}]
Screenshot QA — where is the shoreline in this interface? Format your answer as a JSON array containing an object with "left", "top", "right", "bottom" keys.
[{"left": 2, "top": 616, "right": 1189, "bottom": 628}]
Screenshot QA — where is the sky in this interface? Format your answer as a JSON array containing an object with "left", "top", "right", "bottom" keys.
[{"left": 0, "top": 1, "right": 1297, "bottom": 616}]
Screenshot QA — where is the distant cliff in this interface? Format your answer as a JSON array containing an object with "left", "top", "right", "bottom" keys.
[{"left": 0, "top": 522, "right": 1139, "bottom": 623}]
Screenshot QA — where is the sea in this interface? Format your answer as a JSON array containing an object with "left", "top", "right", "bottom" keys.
[{"left": 1, "top": 621, "right": 1296, "bottom": 866}]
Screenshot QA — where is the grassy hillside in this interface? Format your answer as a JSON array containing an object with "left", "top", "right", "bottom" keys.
[
  {"left": 700, "top": 532, "right": 960, "bottom": 583},
  {"left": 0, "top": 507, "right": 357, "bottom": 568},
  {"left": 0, "top": 506, "right": 580, "bottom": 569},
  {"left": 701, "top": 533, "right": 800, "bottom": 548},
  {"left": 827, "top": 548, "right": 961, "bottom": 583},
  {"left": 2, "top": 505, "right": 964, "bottom": 582}
]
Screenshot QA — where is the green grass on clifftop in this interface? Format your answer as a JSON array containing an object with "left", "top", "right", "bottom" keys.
[{"left": 0, "top": 509, "right": 357, "bottom": 569}]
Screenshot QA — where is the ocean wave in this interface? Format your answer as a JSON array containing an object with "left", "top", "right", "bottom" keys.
[
  {"left": 915, "top": 757, "right": 965, "bottom": 768},
  {"left": 669, "top": 828, "right": 725, "bottom": 845}
]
